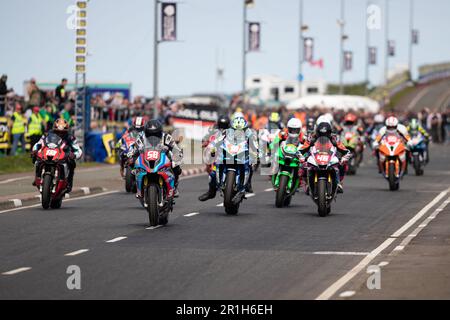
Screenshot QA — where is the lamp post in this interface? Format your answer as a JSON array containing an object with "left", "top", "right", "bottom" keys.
[
  {"left": 153, "top": 0, "right": 160, "bottom": 119},
  {"left": 339, "top": 0, "right": 346, "bottom": 95}
]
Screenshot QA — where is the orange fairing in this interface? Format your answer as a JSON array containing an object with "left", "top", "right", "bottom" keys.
[{"left": 378, "top": 135, "right": 406, "bottom": 157}]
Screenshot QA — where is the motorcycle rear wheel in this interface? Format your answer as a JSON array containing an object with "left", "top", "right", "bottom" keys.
[
  {"left": 413, "top": 154, "right": 423, "bottom": 176},
  {"left": 388, "top": 163, "right": 399, "bottom": 191},
  {"left": 41, "top": 174, "right": 52, "bottom": 210}
]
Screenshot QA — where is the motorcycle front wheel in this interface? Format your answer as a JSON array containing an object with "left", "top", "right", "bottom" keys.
[
  {"left": 146, "top": 183, "right": 160, "bottom": 226},
  {"left": 317, "top": 179, "right": 329, "bottom": 217},
  {"left": 275, "top": 174, "right": 289, "bottom": 208},
  {"left": 224, "top": 170, "right": 239, "bottom": 215},
  {"left": 388, "top": 162, "right": 399, "bottom": 191},
  {"left": 413, "top": 154, "right": 423, "bottom": 176},
  {"left": 41, "top": 174, "right": 53, "bottom": 209},
  {"left": 125, "top": 166, "right": 133, "bottom": 193}
]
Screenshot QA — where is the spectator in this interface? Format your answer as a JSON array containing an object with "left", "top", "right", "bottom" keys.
[
  {"left": 60, "top": 101, "right": 74, "bottom": 127},
  {"left": 26, "top": 78, "right": 42, "bottom": 109},
  {"left": 55, "top": 78, "right": 68, "bottom": 108},
  {"left": 28, "top": 106, "right": 45, "bottom": 148},
  {"left": 0, "top": 74, "right": 7, "bottom": 116},
  {"left": 10, "top": 103, "right": 27, "bottom": 155}
]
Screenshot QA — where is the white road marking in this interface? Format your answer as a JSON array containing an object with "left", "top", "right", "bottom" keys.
[
  {"left": 2, "top": 267, "right": 32, "bottom": 275},
  {"left": 316, "top": 187, "right": 450, "bottom": 300},
  {"left": 184, "top": 212, "right": 200, "bottom": 217},
  {"left": 146, "top": 225, "right": 162, "bottom": 230},
  {"left": 80, "top": 187, "right": 90, "bottom": 195},
  {"left": 64, "top": 249, "right": 89, "bottom": 256},
  {"left": 312, "top": 251, "right": 369, "bottom": 256},
  {"left": 0, "top": 176, "right": 32, "bottom": 185},
  {"left": 216, "top": 203, "right": 223, "bottom": 207},
  {"left": 106, "top": 236, "right": 127, "bottom": 243},
  {"left": 0, "top": 190, "right": 119, "bottom": 214},
  {"left": 378, "top": 261, "right": 389, "bottom": 267},
  {"left": 339, "top": 291, "right": 356, "bottom": 298},
  {"left": 246, "top": 193, "right": 256, "bottom": 198},
  {"left": 264, "top": 188, "right": 274, "bottom": 192}
]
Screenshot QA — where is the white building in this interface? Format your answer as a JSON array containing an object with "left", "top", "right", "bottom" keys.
[{"left": 246, "top": 75, "right": 327, "bottom": 105}]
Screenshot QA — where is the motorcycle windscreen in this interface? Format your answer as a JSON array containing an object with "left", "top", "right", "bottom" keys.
[
  {"left": 45, "top": 133, "right": 63, "bottom": 149},
  {"left": 314, "top": 136, "right": 333, "bottom": 153}
]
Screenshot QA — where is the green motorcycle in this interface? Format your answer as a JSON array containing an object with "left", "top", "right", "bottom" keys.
[{"left": 272, "top": 141, "right": 301, "bottom": 208}]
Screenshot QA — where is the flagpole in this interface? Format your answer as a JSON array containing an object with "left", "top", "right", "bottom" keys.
[
  {"left": 153, "top": 0, "right": 159, "bottom": 119},
  {"left": 242, "top": 0, "right": 247, "bottom": 106},
  {"left": 408, "top": 0, "right": 414, "bottom": 81},
  {"left": 298, "top": 0, "right": 304, "bottom": 98},
  {"left": 365, "top": 0, "right": 370, "bottom": 96},
  {"left": 339, "top": 0, "right": 345, "bottom": 95}
]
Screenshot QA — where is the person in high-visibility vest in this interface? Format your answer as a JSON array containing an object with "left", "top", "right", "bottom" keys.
[
  {"left": 28, "top": 106, "right": 44, "bottom": 149},
  {"left": 10, "top": 104, "right": 27, "bottom": 155}
]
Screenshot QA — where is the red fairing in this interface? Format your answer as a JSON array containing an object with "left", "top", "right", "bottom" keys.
[{"left": 54, "top": 180, "right": 68, "bottom": 197}]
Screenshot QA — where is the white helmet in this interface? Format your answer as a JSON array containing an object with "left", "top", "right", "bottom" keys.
[
  {"left": 374, "top": 114, "right": 385, "bottom": 124},
  {"left": 287, "top": 118, "right": 302, "bottom": 139},
  {"left": 385, "top": 116, "right": 399, "bottom": 131},
  {"left": 316, "top": 115, "right": 331, "bottom": 126},
  {"left": 324, "top": 113, "right": 334, "bottom": 123},
  {"left": 231, "top": 112, "right": 245, "bottom": 120}
]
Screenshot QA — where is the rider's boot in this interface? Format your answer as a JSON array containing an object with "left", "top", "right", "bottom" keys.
[
  {"left": 198, "top": 184, "right": 216, "bottom": 202},
  {"left": 337, "top": 184, "right": 344, "bottom": 194},
  {"left": 232, "top": 190, "right": 246, "bottom": 205}
]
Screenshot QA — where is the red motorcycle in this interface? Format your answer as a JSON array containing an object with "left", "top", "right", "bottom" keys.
[{"left": 34, "top": 133, "right": 71, "bottom": 209}]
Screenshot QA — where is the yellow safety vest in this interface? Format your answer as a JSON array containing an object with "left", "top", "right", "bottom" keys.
[
  {"left": 28, "top": 113, "right": 43, "bottom": 136},
  {"left": 11, "top": 112, "right": 26, "bottom": 135}
]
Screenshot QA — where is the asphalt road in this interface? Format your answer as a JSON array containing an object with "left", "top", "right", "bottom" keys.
[{"left": 0, "top": 144, "right": 449, "bottom": 299}]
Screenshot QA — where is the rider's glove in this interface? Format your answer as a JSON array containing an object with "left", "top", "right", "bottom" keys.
[
  {"left": 407, "top": 140, "right": 414, "bottom": 149},
  {"left": 372, "top": 141, "right": 379, "bottom": 150}
]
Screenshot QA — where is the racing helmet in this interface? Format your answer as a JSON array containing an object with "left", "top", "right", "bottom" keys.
[
  {"left": 132, "top": 116, "right": 145, "bottom": 132},
  {"left": 217, "top": 114, "right": 230, "bottom": 130},
  {"left": 231, "top": 115, "right": 248, "bottom": 130},
  {"left": 385, "top": 116, "right": 399, "bottom": 131},
  {"left": 53, "top": 119, "right": 70, "bottom": 137},
  {"left": 287, "top": 118, "right": 302, "bottom": 139},
  {"left": 144, "top": 119, "right": 163, "bottom": 138},
  {"left": 316, "top": 115, "right": 332, "bottom": 126},
  {"left": 343, "top": 113, "right": 357, "bottom": 126},
  {"left": 306, "top": 117, "right": 316, "bottom": 133},
  {"left": 316, "top": 121, "right": 332, "bottom": 137}
]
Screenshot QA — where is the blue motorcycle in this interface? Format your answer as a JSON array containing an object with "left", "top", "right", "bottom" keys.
[
  {"left": 215, "top": 129, "right": 251, "bottom": 215},
  {"left": 409, "top": 132, "right": 427, "bottom": 176},
  {"left": 134, "top": 136, "right": 175, "bottom": 226}
]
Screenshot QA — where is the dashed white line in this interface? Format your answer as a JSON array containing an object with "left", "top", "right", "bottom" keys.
[
  {"left": 64, "top": 249, "right": 89, "bottom": 256},
  {"left": 184, "top": 212, "right": 200, "bottom": 217},
  {"left": 378, "top": 261, "right": 389, "bottom": 267},
  {"left": 2, "top": 267, "right": 32, "bottom": 275},
  {"left": 0, "top": 176, "right": 32, "bottom": 185},
  {"left": 246, "top": 193, "right": 256, "bottom": 198},
  {"left": 106, "top": 236, "right": 127, "bottom": 243},
  {"left": 264, "top": 188, "right": 274, "bottom": 192},
  {"left": 312, "top": 251, "right": 369, "bottom": 256},
  {"left": 146, "top": 225, "right": 162, "bottom": 230},
  {"left": 339, "top": 291, "right": 356, "bottom": 298},
  {"left": 216, "top": 203, "right": 223, "bottom": 207}
]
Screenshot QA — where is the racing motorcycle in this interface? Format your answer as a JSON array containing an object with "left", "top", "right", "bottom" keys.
[
  {"left": 34, "top": 133, "right": 71, "bottom": 209},
  {"left": 340, "top": 128, "right": 363, "bottom": 175},
  {"left": 215, "top": 129, "right": 251, "bottom": 215},
  {"left": 409, "top": 132, "right": 427, "bottom": 176},
  {"left": 258, "top": 126, "right": 280, "bottom": 167},
  {"left": 272, "top": 140, "right": 301, "bottom": 208},
  {"left": 117, "top": 133, "right": 138, "bottom": 193},
  {"left": 305, "top": 136, "right": 340, "bottom": 217},
  {"left": 378, "top": 133, "right": 407, "bottom": 191},
  {"left": 134, "top": 136, "right": 175, "bottom": 226}
]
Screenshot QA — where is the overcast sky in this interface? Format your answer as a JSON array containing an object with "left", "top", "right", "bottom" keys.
[{"left": 1, "top": 0, "right": 449, "bottom": 97}]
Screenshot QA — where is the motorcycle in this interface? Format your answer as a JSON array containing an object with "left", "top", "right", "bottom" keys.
[
  {"left": 378, "top": 133, "right": 407, "bottom": 191},
  {"left": 117, "top": 133, "right": 138, "bottom": 193},
  {"left": 215, "top": 129, "right": 251, "bottom": 215},
  {"left": 258, "top": 126, "right": 280, "bottom": 167},
  {"left": 409, "top": 132, "right": 427, "bottom": 176},
  {"left": 340, "top": 128, "right": 363, "bottom": 175},
  {"left": 34, "top": 133, "right": 70, "bottom": 209},
  {"left": 272, "top": 140, "right": 302, "bottom": 208},
  {"left": 305, "top": 136, "right": 340, "bottom": 217},
  {"left": 134, "top": 136, "right": 175, "bottom": 226}
]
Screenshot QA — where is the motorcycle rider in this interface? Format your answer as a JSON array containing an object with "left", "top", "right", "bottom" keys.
[
  {"left": 128, "top": 119, "right": 183, "bottom": 198},
  {"left": 31, "top": 119, "right": 83, "bottom": 193},
  {"left": 340, "top": 113, "right": 365, "bottom": 136},
  {"left": 372, "top": 116, "right": 412, "bottom": 174},
  {"left": 116, "top": 116, "right": 145, "bottom": 178},
  {"left": 202, "top": 112, "right": 258, "bottom": 204},
  {"left": 305, "top": 117, "right": 316, "bottom": 140},
  {"left": 407, "top": 118, "right": 431, "bottom": 163},
  {"left": 366, "top": 114, "right": 385, "bottom": 148},
  {"left": 266, "top": 112, "right": 284, "bottom": 131},
  {"left": 300, "top": 119, "right": 352, "bottom": 194},
  {"left": 198, "top": 115, "right": 230, "bottom": 201}
]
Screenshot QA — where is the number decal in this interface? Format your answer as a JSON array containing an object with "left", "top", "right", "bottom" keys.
[
  {"left": 316, "top": 154, "right": 330, "bottom": 163},
  {"left": 46, "top": 149, "right": 57, "bottom": 157},
  {"left": 146, "top": 150, "right": 160, "bottom": 161}
]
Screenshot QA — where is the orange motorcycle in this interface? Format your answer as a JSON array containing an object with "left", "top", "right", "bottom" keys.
[{"left": 378, "top": 133, "right": 407, "bottom": 191}]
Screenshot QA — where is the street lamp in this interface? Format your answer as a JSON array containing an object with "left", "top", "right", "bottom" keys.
[{"left": 338, "top": 0, "right": 346, "bottom": 95}]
